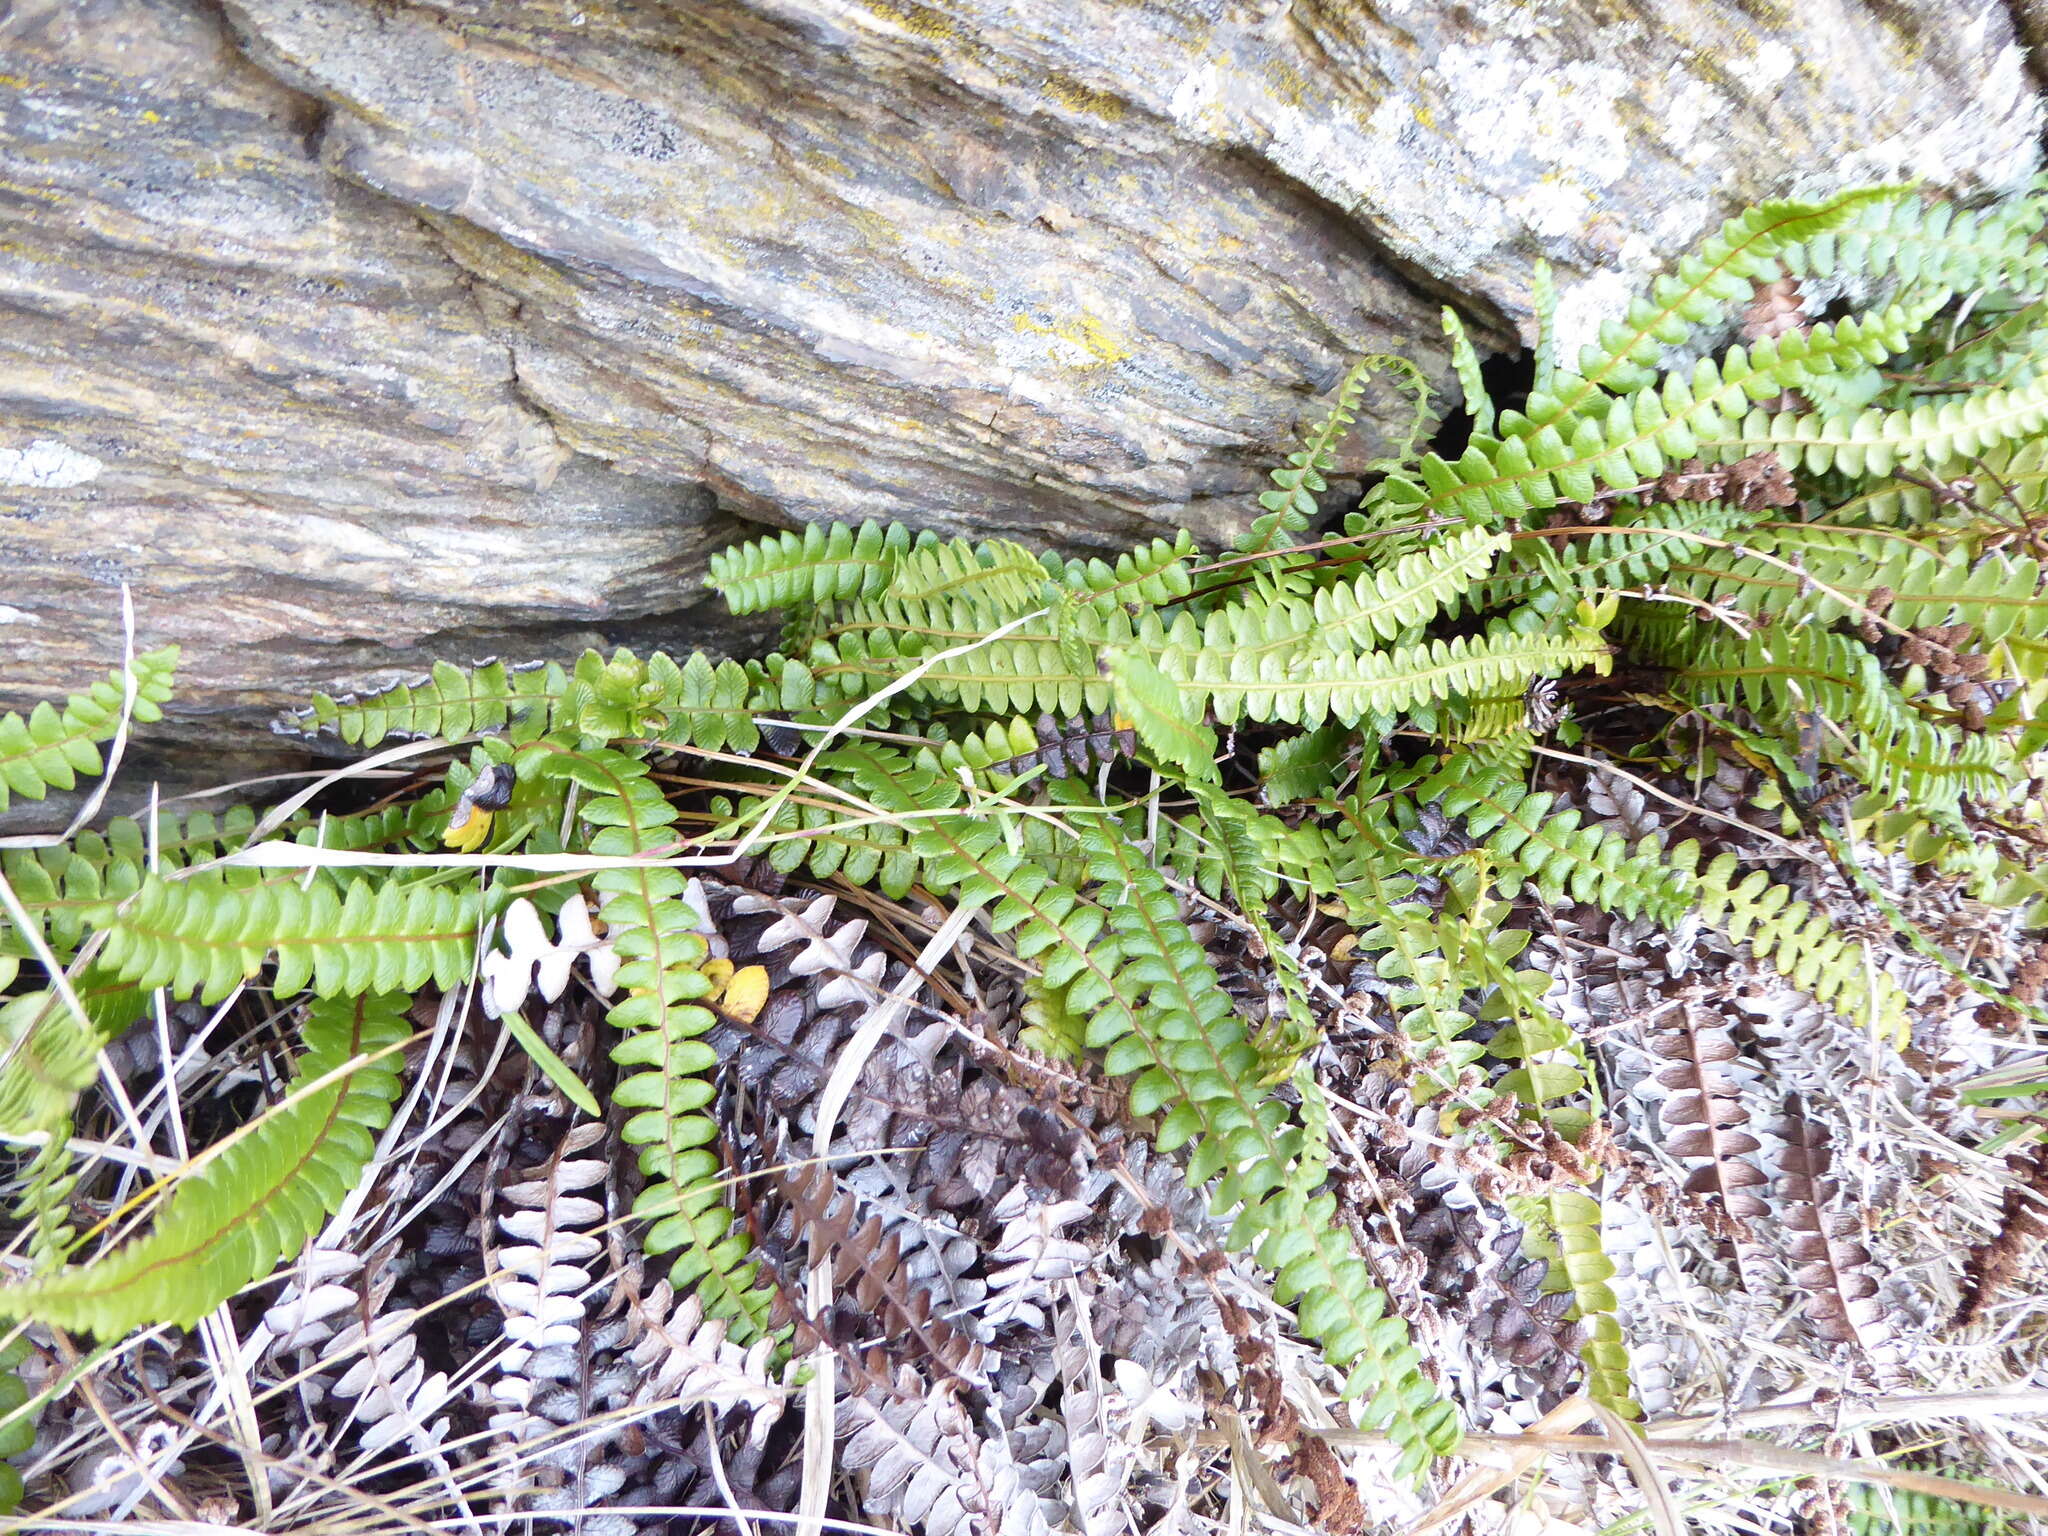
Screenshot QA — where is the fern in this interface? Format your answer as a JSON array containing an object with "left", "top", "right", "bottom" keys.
[
  {"left": 1067, "top": 818, "right": 1454, "bottom": 1469},
  {"left": 1436, "top": 761, "right": 1909, "bottom": 1035},
  {"left": 1780, "top": 186, "right": 2048, "bottom": 300},
  {"left": 1105, "top": 648, "right": 1219, "bottom": 784},
  {"left": 279, "top": 648, "right": 814, "bottom": 754},
  {"left": 1444, "top": 308, "right": 1495, "bottom": 438},
  {"left": 831, "top": 747, "right": 1455, "bottom": 1469},
  {"left": 841, "top": 534, "right": 1050, "bottom": 631},
  {"left": 89, "top": 873, "right": 481, "bottom": 1002},
  {"left": 1663, "top": 526, "right": 2048, "bottom": 648},
  {"left": 1373, "top": 293, "right": 1934, "bottom": 527},
  {"left": 0, "top": 647, "right": 178, "bottom": 813},
  {"left": 1236, "top": 355, "right": 1382, "bottom": 601},
  {"left": 1638, "top": 620, "right": 2007, "bottom": 809},
  {"left": 707, "top": 519, "right": 922, "bottom": 613},
  {"left": 811, "top": 594, "right": 1610, "bottom": 728},
  {"left": 1256, "top": 725, "right": 1356, "bottom": 806},
  {"left": 1554, "top": 186, "right": 1904, "bottom": 401},
  {"left": 542, "top": 746, "right": 778, "bottom": 1341},
  {"left": 0, "top": 992, "right": 408, "bottom": 1335},
  {"left": 1048, "top": 532, "right": 1198, "bottom": 610},
  {"left": 1847, "top": 1472, "right": 2019, "bottom": 1536},
  {"left": 2, "top": 805, "right": 266, "bottom": 960},
  {"left": 1509, "top": 1189, "right": 1635, "bottom": 1416},
  {"left": 17, "top": 178, "right": 2048, "bottom": 1502},
  {"left": 1708, "top": 371, "right": 2048, "bottom": 477},
  {"left": 1469, "top": 500, "right": 1767, "bottom": 612},
  {"left": 285, "top": 656, "right": 564, "bottom": 746}
]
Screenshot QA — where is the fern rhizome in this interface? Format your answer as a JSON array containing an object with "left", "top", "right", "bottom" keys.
[{"left": 2, "top": 179, "right": 2047, "bottom": 1523}]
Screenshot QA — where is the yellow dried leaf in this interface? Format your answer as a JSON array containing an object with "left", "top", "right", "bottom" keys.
[
  {"left": 442, "top": 805, "right": 493, "bottom": 852},
  {"left": 720, "top": 964, "right": 770, "bottom": 1024},
  {"left": 699, "top": 957, "right": 735, "bottom": 998}
]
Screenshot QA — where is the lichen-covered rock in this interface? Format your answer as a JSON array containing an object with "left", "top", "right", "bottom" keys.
[
  {"left": 0, "top": 0, "right": 2038, "bottom": 773},
  {"left": 0, "top": 0, "right": 761, "bottom": 768}
]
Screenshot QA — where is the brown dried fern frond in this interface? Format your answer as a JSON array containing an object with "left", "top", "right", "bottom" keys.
[
  {"left": 1774, "top": 1096, "right": 1895, "bottom": 1360},
  {"left": 1645, "top": 1003, "right": 1769, "bottom": 1257},
  {"left": 761, "top": 1153, "right": 985, "bottom": 1386},
  {"left": 1952, "top": 1136, "right": 2048, "bottom": 1329}
]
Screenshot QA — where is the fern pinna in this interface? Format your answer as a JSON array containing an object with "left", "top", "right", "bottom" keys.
[{"left": 2, "top": 176, "right": 2046, "bottom": 1521}]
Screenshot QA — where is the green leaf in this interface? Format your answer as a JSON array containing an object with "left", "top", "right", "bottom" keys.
[{"left": 1106, "top": 646, "right": 1219, "bottom": 784}]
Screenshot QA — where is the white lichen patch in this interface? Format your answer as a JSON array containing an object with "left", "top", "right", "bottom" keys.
[
  {"left": 0, "top": 438, "right": 103, "bottom": 490},
  {"left": 1548, "top": 265, "right": 1636, "bottom": 366},
  {"left": 1661, "top": 79, "right": 1721, "bottom": 169},
  {"left": 1349, "top": 32, "right": 1650, "bottom": 284},
  {"left": 1750, "top": 39, "right": 1796, "bottom": 89},
  {"left": 1802, "top": 6, "right": 2041, "bottom": 196}
]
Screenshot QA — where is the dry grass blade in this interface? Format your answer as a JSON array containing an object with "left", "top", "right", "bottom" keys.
[
  {"left": 1405, "top": 1395, "right": 1599, "bottom": 1536},
  {"left": 1410, "top": 1432, "right": 2048, "bottom": 1520},
  {"left": 1590, "top": 1401, "right": 1689, "bottom": 1536}
]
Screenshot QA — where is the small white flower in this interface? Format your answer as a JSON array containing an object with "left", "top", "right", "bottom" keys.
[{"left": 480, "top": 896, "right": 620, "bottom": 1018}]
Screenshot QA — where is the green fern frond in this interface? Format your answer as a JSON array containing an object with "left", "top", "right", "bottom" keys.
[
  {"left": 1464, "top": 786, "right": 1690, "bottom": 920},
  {"left": 0, "top": 647, "right": 178, "bottom": 814},
  {"left": 842, "top": 534, "right": 1049, "bottom": 630},
  {"left": 1661, "top": 525, "right": 2048, "bottom": 648},
  {"left": 706, "top": 519, "right": 922, "bottom": 613},
  {"left": 1470, "top": 501, "right": 1767, "bottom": 612},
  {"left": 1173, "top": 610, "right": 1611, "bottom": 728},
  {"left": 1642, "top": 621, "right": 2000, "bottom": 807},
  {"left": 1438, "top": 761, "right": 1907, "bottom": 1033},
  {"left": 286, "top": 657, "right": 565, "bottom": 747},
  {"left": 1847, "top": 1470, "right": 2019, "bottom": 1536},
  {"left": 1066, "top": 817, "right": 1454, "bottom": 1467},
  {"left": 1374, "top": 293, "right": 1935, "bottom": 527},
  {"left": 283, "top": 649, "right": 816, "bottom": 756},
  {"left": 926, "top": 710, "right": 1139, "bottom": 786},
  {"left": 1444, "top": 309, "right": 1495, "bottom": 437},
  {"left": 1241, "top": 355, "right": 1381, "bottom": 562},
  {"left": 1916, "top": 299, "right": 2048, "bottom": 391},
  {"left": 3, "top": 805, "right": 267, "bottom": 960},
  {"left": 1708, "top": 370, "right": 2048, "bottom": 477},
  {"left": 543, "top": 746, "right": 777, "bottom": 1341},
  {"left": 1509, "top": 1188, "right": 1636, "bottom": 1416},
  {"left": 0, "top": 974, "right": 156, "bottom": 1262},
  {"left": 1782, "top": 187, "right": 2048, "bottom": 300},
  {"left": 1256, "top": 726, "right": 1356, "bottom": 806},
  {"left": 810, "top": 538, "right": 1580, "bottom": 723},
  {"left": 825, "top": 746, "right": 1455, "bottom": 1468},
  {"left": 1680, "top": 841, "right": 1909, "bottom": 1038},
  {"left": 1825, "top": 438, "right": 2048, "bottom": 532},
  {"left": 707, "top": 785, "right": 928, "bottom": 900},
  {"left": 93, "top": 874, "right": 481, "bottom": 1001},
  {"left": 1354, "top": 893, "right": 1486, "bottom": 1099},
  {"left": 1049, "top": 532, "right": 1197, "bottom": 610},
  {"left": 1188, "top": 788, "right": 1318, "bottom": 1079},
  {"left": 1106, "top": 648, "right": 1219, "bottom": 784},
  {"left": 0, "top": 991, "right": 408, "bottom": 1335},
  {"left": 1543, "top": 186, "right": 1906, "bottom": 404}
]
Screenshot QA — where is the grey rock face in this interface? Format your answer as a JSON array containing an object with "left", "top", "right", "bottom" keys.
[{"left": 0, "top": 0, "right": 2038, "bottom": 770}]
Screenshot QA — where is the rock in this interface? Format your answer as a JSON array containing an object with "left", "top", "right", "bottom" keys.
[{"left": 0, "top": 0, "right": 2038, "bottom": 784}]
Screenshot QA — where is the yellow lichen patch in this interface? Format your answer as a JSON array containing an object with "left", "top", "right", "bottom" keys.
[
  {"left": 1013, "top": 310, "right": 1132, "bottom": 368},
  {"left": 1039, "top": 73, "right": 1126, "bottom": 122},
  {"left": 718, "top": 964, "right": 771, "bottom": 1025},
  {"left": 860, "top": 0, "right": 958, "bottom": 43}
]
